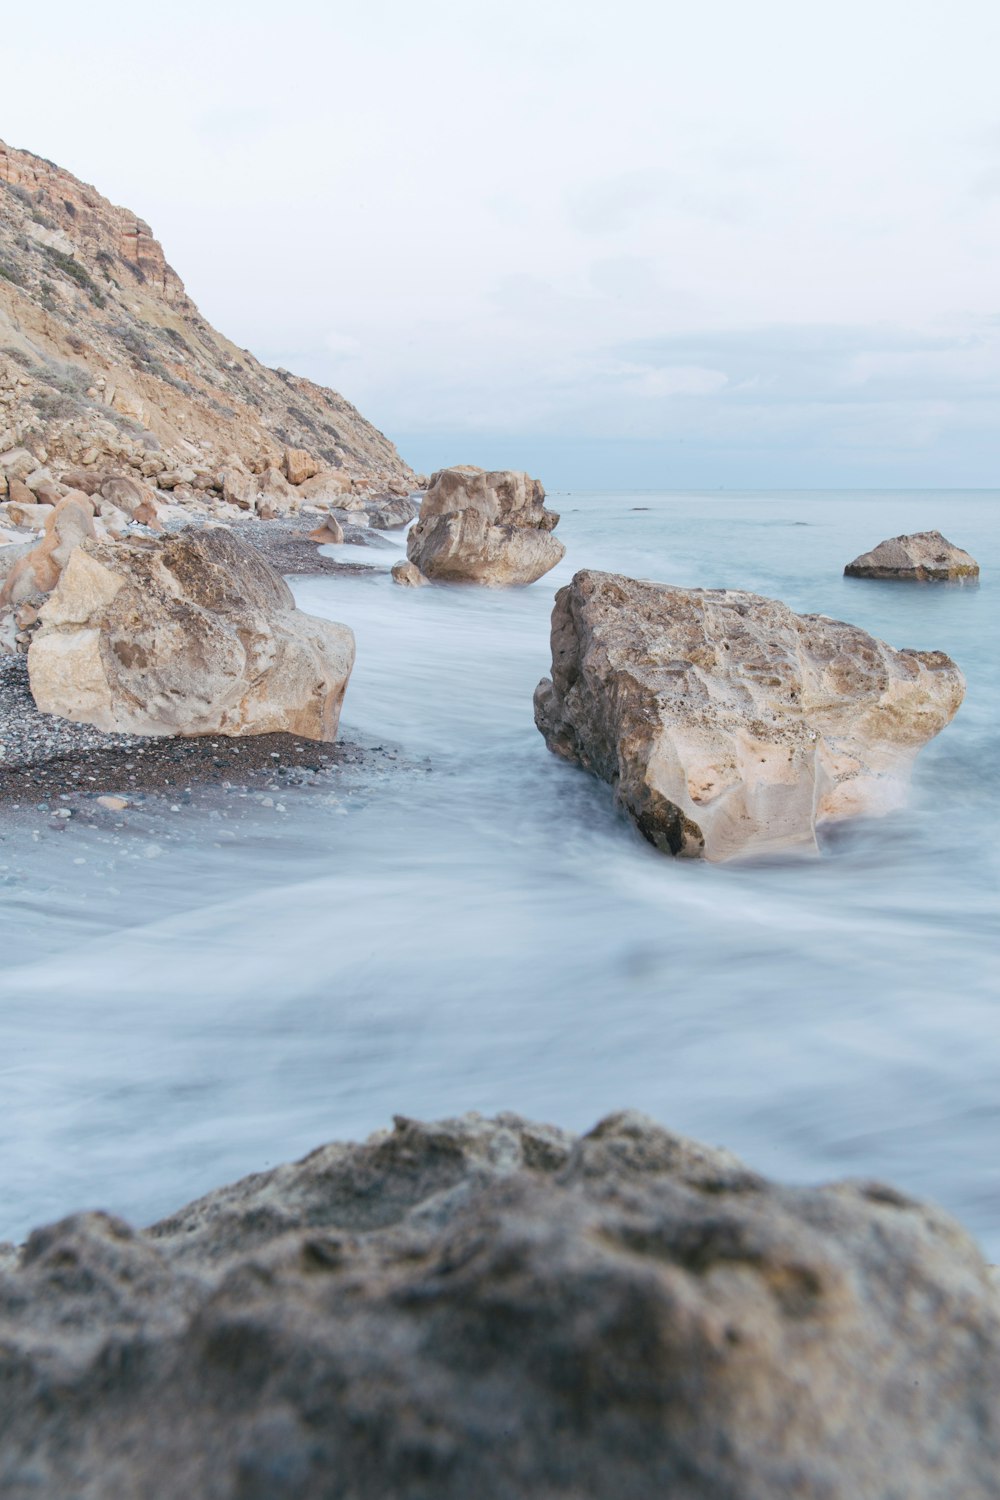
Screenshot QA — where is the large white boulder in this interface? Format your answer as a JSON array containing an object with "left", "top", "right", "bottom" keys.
[
  {"left": 404, "top": 466, "right": 564, "bottom": 586},
  {"left": 534, "top": 569, "right": 966, "bottom": 861},
  {"left": 28, "top": 527, "right": 354, "bottom": 740}
]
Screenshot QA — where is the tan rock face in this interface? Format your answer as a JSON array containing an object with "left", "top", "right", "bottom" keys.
[
  {"left": 534, "top": 570, "right": 965, "bottom": 861},
  {"left": 296, "top": 470, "right": 355, "bottom": 503},
  {"left": 282, "top": 446, "right": 319, "bottom": 485},
  {"left": 845, "top": 529, "right": 980, "bottom": 581},
  {"left": 0, "top": 493, "right": 96, "bottom": 608},
  {"left": 407, "top": 466, "right": 565, "bottom": 586},
  {"left": 307, "top": 516, "right": 345, "bottom": 545},
  {"left": 28, "top": 528, "right": 354, "bottom": 740},
  {"left": 391, "top": 558, "right": 428, "bottom": 587},
  {"left": 0, "top": 138, "right": 414, "bottom": 496},
  {"left": 1, "top": 1110, "right": 999, "bottom": 1499}
]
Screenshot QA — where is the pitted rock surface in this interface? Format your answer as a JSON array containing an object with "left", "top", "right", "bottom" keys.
[
  {"left": 534, "top": 569, "right": 965, "bottom": 860},
  {"left": 405, "top": 465, "right": 564, "bottom": 586},
  {"left": 27, "top": 528, "right": 354, "bottom": 740},
  {"left": 0, "top": 1111, "right": 998, "bottom": 1499}
]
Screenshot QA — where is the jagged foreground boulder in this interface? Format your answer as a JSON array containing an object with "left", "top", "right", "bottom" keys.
[
  {"left": 28, "top": 528, "right": 354, "bottom": 739},
  {"left": 0, "top": 1111, "right": 998, "bottom": 1499},
  {"left": 402, "top": 465, "right": 565, "bottom": 586},
  {"left": 535, "top": 570, "right": 965, "bottom": 861},
  {"left": 845, "top": 529, "right": 980, "bottom": 581}
]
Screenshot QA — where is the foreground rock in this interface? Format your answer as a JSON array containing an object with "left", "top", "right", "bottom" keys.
[
  {"left": 403, "top": 465, "right": 564, "bottom": 586},
  {"left": 1, "top": 1111, "right": 998, "bottom": 1499},
  {"left": 535, "top": 570, "right": 965, "bottom": 861},
  {"left": 845, "top": 530, "right": 980, "bottom": 580},
  {"left": 28, "top": 528, "right": 354, "bottom": 739}
]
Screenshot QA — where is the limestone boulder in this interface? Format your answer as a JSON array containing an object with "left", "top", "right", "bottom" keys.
[
  {"left": 0, "top": 446, "right": 37, "bottom": 483},
  {"left": 0, "top": 500, "right": 51, "bottom": 530},
  {"left": 364, "top": 493, "right": 419, "bottom": 529},
  {"left": 28, "top": 527, "right": 354, "bottom": 740},
  {"left": 282, "top": 446, "right": 319, "bottom": 485},
  {"left": 534, "top": 570, "right": 965, "bottom": 861},
  {"left": 100, "top": 475, "right": 162, "bottom": 529},
  {"left": 1, "top": 1110, "right": 999, "bottom": 1499},
  {"left": 296, "top": 470, "right": 358, "bottom": 504},
  {"left": 845, "top": 529, "right": 979, "bottom": 581},
  {"left": 0, "top": 494, "right": 97, "bottom": 609},
  {"left": 391, "top": 558, "right": 428, "bottom": 587},
  {"left": 218, "top": 467, "right": 257, "bottom": 510},
  {"left": 307, "top": 516, "right": 345, "bottom": 545},
  {"left": 407, "top": 465, "right": 564, "bottom": 586}
]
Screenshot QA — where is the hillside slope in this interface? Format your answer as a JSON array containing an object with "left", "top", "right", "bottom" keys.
[{"left": 0, "top": 140, "right": 414, "bottom": 495}]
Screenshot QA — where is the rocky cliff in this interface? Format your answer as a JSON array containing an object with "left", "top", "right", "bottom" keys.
[{"left": 0, "top": 140, "right": 414, "bottom": 496}]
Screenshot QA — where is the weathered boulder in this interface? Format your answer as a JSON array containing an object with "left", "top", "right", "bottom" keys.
[
  {"left": 100, "top": 475, "right": 162, "bottom": 529},
  {"left": 282, "top": 446, "right": 319, "bottom": 486},
  {"left": 307, "top": 516, "right": 345, "bottom": 545},
  {"left": 534, "top": 570, "right": 965, "bottom": 861},
  {"left": 28, "top": 527, "right": 354, "bottom": 740},
  {"left": 0, "top": 500, "right": 51, "bottom": 530},
  {"left": 0, "top": 446, "right": 37, "bottom": 483},
  {"left": 296, "top": 470, "right": 357, "bottom": 504},
  {"left": 0, "top": 494, "right": 97, "bottom": 609},
  {"left": 364, "top": 493, "right": 419, "bottom": 529},
  {"left": 406, "top": 465, "right": 565, "bottom": 586},
  {"left": 219, "top": 467, "right": 257, "bottom": 511},
  {"left": 845, "top": 529, "right": 979, "bottom": 580},
  {"left": 0, "top": 1110, "right": 998, "bottom": 1500},
  {"left": 391, "top": 558, "right": 428, "bottom": 587}
]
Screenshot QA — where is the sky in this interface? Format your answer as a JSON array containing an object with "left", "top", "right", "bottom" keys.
[{"left": 5, "top": 0, "right": 1000, "bottom": 488}]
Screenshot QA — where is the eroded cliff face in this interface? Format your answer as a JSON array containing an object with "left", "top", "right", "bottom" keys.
[{"left": 0, "top": 140, "right": 414, "bottom": 494}]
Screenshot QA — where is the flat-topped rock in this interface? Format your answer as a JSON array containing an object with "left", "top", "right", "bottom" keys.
[
  {"left": 534, "top": 569, "right": 965, "bottom": 861},
  {"left": 28, "top": 527, "right": 354, "bottom": 740},
  {"left": 0, "top": 1110, "right": 998, "bottom": 1499},
  {"left": 845, "top": 529, "right": 979, "bottom": 580},
  {"left": 403, "top": 465, "right": 565, "bottom": 586}
]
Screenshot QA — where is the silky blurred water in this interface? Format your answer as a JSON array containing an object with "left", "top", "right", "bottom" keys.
[{"left": 1, "top": 491, "right": 998, "bottom": 1250}]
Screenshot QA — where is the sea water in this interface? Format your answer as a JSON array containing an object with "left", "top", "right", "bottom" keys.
[{"left": 0, "top": 491, "right": 997, "bottom": 1251}]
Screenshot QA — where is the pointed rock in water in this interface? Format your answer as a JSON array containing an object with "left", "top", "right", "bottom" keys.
[
  {"left": 845, "top": 530, "right": 979, "bottom": 580},
  {"left": 27, "top": 528, "right": 354, "bottom": 741},
  {"left": 534, "top": 569, "right": 965, "bottom": 861},
  {"left": 406, "top": 465, "right": 565, "bottom": 586},
  {"left": 1, "top": 1110, "right": 999, "bottom": 1498}
]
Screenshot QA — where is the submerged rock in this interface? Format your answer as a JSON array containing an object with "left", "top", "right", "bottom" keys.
[
  {"left": 534, "top": 569, "right": 965, "bottom": 861},
  {"left": 28, "top": 527, "right": 354, "bottom": 740},
  {"left": 406, "top": 465, "right": 565, "bottom": 586},
  {"left": 845, "top": 530, "right": 979, "bottom": 581},
  {"left": 0, "top": 1110, "right": 998, "bottom": 1499}
]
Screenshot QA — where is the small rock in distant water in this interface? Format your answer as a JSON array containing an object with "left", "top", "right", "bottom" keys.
[
  {"left": 96, "top": 795, "right": 129, "bottom": 811},
  {"left": 845, "top": 529, "right": 979, "bottom": 581}
]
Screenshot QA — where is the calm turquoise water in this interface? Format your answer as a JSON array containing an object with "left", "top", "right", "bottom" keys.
[{"left": 1, "top": 491, "right": 997, "bottom": 1249}]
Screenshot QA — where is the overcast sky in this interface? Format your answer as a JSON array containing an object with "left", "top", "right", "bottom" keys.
[{"left": 6, "top": 0, "right": 1000, "bottom": 487}]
